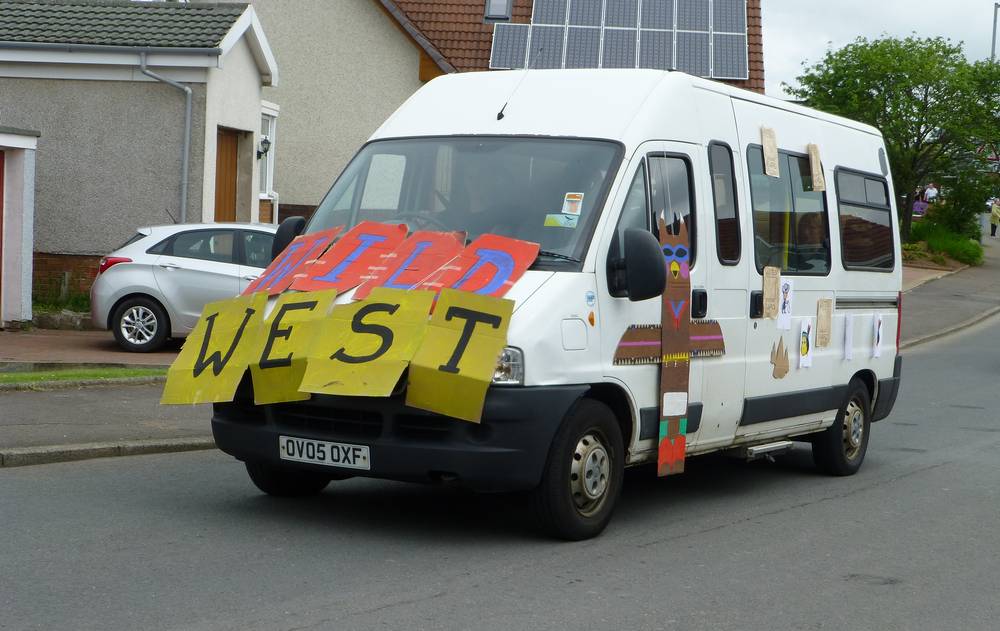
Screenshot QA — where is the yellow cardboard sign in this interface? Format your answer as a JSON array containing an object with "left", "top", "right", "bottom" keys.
[
  {"left": 405, "top": 288, "right": 514, "bottom": 422},
  {"left": 299, "top": 287, "right": 435, "bottom": 397},
  {"left": 161, "top": 292, "right": 267, "bottom": 404},
  {"left": 250, "top": 289, "right": 338, "bottom": 405}
]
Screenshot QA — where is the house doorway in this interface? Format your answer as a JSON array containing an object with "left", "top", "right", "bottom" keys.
[
  {"left": 215, "top": 128, "right": 239, "bottom": 222},
  {"left": 1, "top": 150, "right": 5, "bottom": 312}
]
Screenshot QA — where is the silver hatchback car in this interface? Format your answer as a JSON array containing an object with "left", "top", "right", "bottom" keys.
[{"left": 91, "top": 223, "right": 277, "bottom": 352}]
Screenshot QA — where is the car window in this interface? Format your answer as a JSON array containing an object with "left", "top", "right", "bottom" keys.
[
  {"left": 168, "top": 230, "right": 236, "bottom": 264},
  {"left": 243, "top": 231, "right": 275, "bottom": 269}
]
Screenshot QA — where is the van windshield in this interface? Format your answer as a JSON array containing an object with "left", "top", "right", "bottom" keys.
[{"left": 305, "top": 137, "right": 622, "bottom": 265}]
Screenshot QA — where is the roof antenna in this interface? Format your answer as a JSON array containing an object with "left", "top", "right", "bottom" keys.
[{"left": 496, "top": 69, "right": 530, "bottom": 121}]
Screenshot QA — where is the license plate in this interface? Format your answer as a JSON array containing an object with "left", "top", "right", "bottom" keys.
[{"left": 278, "top": 436, "right": 371, "bottom": 471}]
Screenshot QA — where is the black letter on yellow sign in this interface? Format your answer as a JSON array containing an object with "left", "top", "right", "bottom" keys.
[
  {"left": 259, "top": 300, "right": 318, "bottom": 369},
  {"left": 192, "top": 308, "right": 257, "bottom": 378},
  {"left": 331, "top": 302, "right": 399, "bottom": 364},
  {"left": 438, "top": 306, "right": 501, "bottom": 374}
]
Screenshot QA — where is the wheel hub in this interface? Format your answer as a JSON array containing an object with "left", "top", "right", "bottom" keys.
[
  {"left": 843, "top": 400, "right": 865, "bottom": 458},
  {"left": 121, "top": 306, "right": 157, "bottom": 345},
  {"left": 570, "top": 433, "right": 610, "bottom": 514}
]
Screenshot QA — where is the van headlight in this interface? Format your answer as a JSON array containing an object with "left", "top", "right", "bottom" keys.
[{"left": 492, "top": 346, "right": 524, "bottom": 385}]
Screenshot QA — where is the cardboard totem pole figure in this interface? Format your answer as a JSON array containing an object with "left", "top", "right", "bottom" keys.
[{"left": 657, "top": 213, "right": 691, "bottom": 476}]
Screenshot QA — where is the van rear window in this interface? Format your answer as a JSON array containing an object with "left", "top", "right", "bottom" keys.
[
  {"left": 747, "top": 147, "right": 831, "bottom": 275},
  {"left": 836, "top": 170, "right": 894, "bottom": 271}
]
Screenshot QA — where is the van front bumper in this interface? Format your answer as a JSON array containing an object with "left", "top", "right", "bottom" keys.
[{"left": 212, "top": 383, "right": 588, "bottom": 492}]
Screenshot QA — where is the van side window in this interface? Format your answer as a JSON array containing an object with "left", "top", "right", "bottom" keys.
[
  {"left": 836, "top": 170, "right": 894, "bottom": 270},
  {"left": 747, "top": 147, "right": 831, "bottom": 275},
  {"left": 648, "top": 155, "right": 695, "bottom": 264},
  {"left": 708, "top": 143, "right": 740, "bottom": 264},
  {"left": 612, "top": 161, "right": 649, "bottom": 257}
]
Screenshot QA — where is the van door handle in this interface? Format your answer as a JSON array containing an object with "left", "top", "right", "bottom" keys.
[
  {"left": 749, "top": 290, "right": 764, "bottom": 319},
  {"left": 691, "top": 289, "right": 708, "bottom": 319}
]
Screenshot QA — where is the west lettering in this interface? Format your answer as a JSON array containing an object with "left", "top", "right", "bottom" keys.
[
  {"left": 452, "top": 247, "right": 515, "bottom": 295},
  {"left": 313, "top": 233, "right": 388, "bottom": 284},
  {"left": 259, "top": 300, "right": 319, "bottom": 369},
  {"left": 437, "top": 306, "right": 502, "bottom": 374},
  {"left": 192, "top": 308, "right": 257, "bottom": 378},
  {"left": 330, "top": 302, "right": 400, "bottom": 364}
]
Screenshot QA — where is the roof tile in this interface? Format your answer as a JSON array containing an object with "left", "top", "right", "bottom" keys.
[{"left": 0, "top": 0, "right": 247, "bottom": 48}]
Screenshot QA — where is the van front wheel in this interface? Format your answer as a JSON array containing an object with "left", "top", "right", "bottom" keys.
[
  {"left": 530, "top": 399, "right": 624, "bottom": 540},
  {"left": 812, "top": 379, "right": 871, "bottom": 476}
]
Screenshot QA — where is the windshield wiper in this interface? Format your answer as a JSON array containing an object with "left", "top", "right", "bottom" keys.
[{"left": 536, "top": 250, "right": 581, "bottom": 263}]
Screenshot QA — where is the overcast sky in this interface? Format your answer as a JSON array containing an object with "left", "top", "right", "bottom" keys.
[{"left": 762, "top": 0, "right": 999, "bottom": 97}]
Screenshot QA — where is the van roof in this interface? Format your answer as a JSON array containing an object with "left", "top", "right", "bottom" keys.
[{"left": 371, "top": 69, "right": 882, "bottom": 146}]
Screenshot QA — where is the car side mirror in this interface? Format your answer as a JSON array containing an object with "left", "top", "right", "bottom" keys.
[
  {"left": 271, "top": 216, "right": 306, "bottom": 261},
  {"left": 619, "top": 228, "right": 666, "bottom": 302}
]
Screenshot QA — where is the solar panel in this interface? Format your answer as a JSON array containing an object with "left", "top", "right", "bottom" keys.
[
  {"left": 568, "top": 0, "right": 602, "bottom": 27},
  {"left": 713, "top": 33, "right": 748, "bottom": 78},
  {"left": 639, "top": 29, "right": 673, "bottom": 69},
  {"left": 676, "top": 31, "right": 709, "bottom": 77},
  {"left": 490, "top": 22, "right": 528, "bottom": 69},
  {"left": 533, "top": 0, "right": 567, "bottom": 25},
  {"left": 640, "top": 0, "right": 673, "bottom": 30},
  {"left": 713, "top": 0, "right": 746, "bottom": 32},
  {"left": 528, "top": 25, "right": 565, "bottom": 68},
  {"left": 605, "top": 0, "right": 639, "bottom": 28},
  {"left": 566, "top": 27, "right": 600, "bottom": 68},
  {"left": 676, "top": 0, "right": 709, "bottom": 31},
  {"left": 602, "top": 28, "right": 637, "bottom": 68},
  {"left": 488, "top": 0, "right": 748, "bottom": 80}
]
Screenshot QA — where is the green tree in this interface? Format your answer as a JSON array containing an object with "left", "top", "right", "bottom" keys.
[{"left": 787, "top": 36, "right": 996, "bottom": 240}]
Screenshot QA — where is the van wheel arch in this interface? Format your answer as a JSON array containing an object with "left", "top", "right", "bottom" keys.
[
  {"left": 851, "top": 369, "right": 877, "bottom": 406},
  {"left": 586, "top": 383, "right": 635, "bottom": 452},
  {"left": 108, "top": 293, "right": 173, "bottom": 338}
]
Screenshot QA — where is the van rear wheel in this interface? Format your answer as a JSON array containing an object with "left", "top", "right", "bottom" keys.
[
  {"left": 812, "top": 379, "right": 871, "bottom": 476},
  {"left": 530, "top": 399, "right": 624, "bottom": 540},
  {"left": 245, "top": 461, "right": 331, "bottom": 497}
]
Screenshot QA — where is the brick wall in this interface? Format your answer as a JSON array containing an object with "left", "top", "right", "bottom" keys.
[
  {"left": 259, "top": 198, "right": 274, "bottom": 224},
  {"left": 33, "top": 252, "right": 101, "bottom": 300}
]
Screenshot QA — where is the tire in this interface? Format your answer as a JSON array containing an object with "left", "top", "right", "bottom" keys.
[
  {"left": 111, "top": 297, "right": 169, "bottom": 353},
  {"left": 812, "top": 378, "right": 872, "bottom": 476},
  {"left": 530, "top": 398, "right": 624, "bottom": 541},
  {"left": 245, "top": 461, "right": 331, "bottom": 497}
]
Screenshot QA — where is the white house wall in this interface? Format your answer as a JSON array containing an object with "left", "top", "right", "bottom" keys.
[
  {"left": 202, "top": 36, "right": 266, "bottom": 223},
  {"left": 247, "top": 0, "right": 425, "bottom": 207},
  {"left": 1, "top": 145, "right": 36, "bottom": 323}
]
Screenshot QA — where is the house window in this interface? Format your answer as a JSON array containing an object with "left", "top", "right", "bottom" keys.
[
  {"left": 259, "top": 113, "right": 276, "bottom": 196},
  {"left": 484, "top": 0, "right": 513, "bottom": 21}
]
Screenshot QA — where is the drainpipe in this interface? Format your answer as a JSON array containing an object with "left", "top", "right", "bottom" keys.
[{"left": 139, "top": 52, "right": 191, "bottom": 223}]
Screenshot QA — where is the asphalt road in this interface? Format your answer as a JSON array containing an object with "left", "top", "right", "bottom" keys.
[{"left": 2, "top": 318, "right": 999, "bottom": 631}]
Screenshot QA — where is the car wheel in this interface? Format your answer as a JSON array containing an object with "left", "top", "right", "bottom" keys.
[
  {"left": 812, "top": 378, "right": 872, "bottom": 476},
  {"left": 245, "top": 461, "right": 331, "bottom": 497},
  {"left": 530, "top": 398, "right": 624, "bottom": 541},
  {"left": 112, "top": 297, "right": 169, "bottom": 352}
]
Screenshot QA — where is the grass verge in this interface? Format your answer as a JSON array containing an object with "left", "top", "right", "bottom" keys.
[
  {"left": 0, "top": 367, "right": 167, "bottom": 385},
  {"left": 908, "top": 221, "right": 983, "bottom": 266}
]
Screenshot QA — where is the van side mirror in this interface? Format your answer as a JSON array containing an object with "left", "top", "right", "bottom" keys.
[
  {"left": 271, "top": 216, "right": 306, "bottom": 261},
  {"left": 608, "top": 229, "right": 666, "bottom": 301}
]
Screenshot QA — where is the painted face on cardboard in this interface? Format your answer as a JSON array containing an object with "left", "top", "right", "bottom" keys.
[{"left": 659, "top": 216, "right": 690, "bottom": 283}]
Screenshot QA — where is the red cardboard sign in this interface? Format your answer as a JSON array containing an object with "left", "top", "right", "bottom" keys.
[
  {"left": 416, "top": 234, "right": 540, "bottom": 297},
  {"left": 242, "top": 226, "right": 342, "bottom": 296},
  {"left": 352, "top": 230, "right": 466, "bottom": 300},
  {"left": 289, "top": 221, "right": 409, "bottom": 293}
]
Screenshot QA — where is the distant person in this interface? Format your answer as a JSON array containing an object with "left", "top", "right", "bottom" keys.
[
  {"left": 991, "top": 198, "right": 1000, "bottom": 238},
  {"left": 924, "top": 183, "right": 939, "bottom": 203}
]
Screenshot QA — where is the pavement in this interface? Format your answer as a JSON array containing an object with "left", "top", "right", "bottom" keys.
[{"left": 0, "top": 240, "right": 998, "bottom": 466}]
